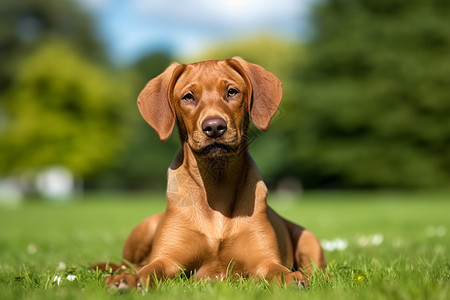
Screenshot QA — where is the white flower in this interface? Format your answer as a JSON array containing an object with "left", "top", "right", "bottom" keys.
[
  {"left": 371, "top": 234, "right": 384, "bottom": 246},
  {"left": 57, "top": 262, "right": 67, "bottom": 270},
  {"left": 335, "top": 238, "right": 348, "bottom": 251},
  {"left": 66, "top": 275, "right": 77, "bottom": 281},
  {"left": 357, "top": 236, "right": 370, "bottom": 247},
  {"left": 427, "top": 226, "right": 447, "bottom": 237},
  {"left": 321, "top": 238, "right": 348, "bottom": 252},
  {"left": 53, "top": 275, "right": 62, "bottom": 286},
  {"left": 27, "top": 244, "right": 37, "bottom": 254},
  {"left": 436, "top": 226, "right": 447, "bottom": 237},
  {"left": 357, "top": 234, "right": 384, "bottom": 247}
]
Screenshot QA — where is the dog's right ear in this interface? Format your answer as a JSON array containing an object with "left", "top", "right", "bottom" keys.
[{"left": 137, "top": 62, "right": 184, "bottom": 141}]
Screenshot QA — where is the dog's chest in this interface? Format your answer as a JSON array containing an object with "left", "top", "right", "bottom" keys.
[
  {"left": 200, "top": 213, "right": 256, "bottom": 254},
  {"left": 193, "top": 217, "right": 257, "bottom": 279},
  {"left": 202, "top": 212, "right": 229, "bottom": 239}
]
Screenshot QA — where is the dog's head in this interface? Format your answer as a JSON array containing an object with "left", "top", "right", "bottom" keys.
[{"left": 137, "top": 57, "right": 282, "bottom": 157}]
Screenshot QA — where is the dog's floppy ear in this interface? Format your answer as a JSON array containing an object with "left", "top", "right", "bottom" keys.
[
  {"left": 137, "top": 62, "right": 184, "bottom": 141},
  {"left": 230, "top": 56, "right": 282, "bottom": 131}
]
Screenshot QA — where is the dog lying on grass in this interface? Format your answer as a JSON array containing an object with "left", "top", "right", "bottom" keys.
[{"left": 93, "top": 57, "right": 326, "bottom": 290}]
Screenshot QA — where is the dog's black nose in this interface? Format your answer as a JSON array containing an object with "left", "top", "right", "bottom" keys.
[{"left": 202, "top": 118, "right": 227, "bottom": 138}]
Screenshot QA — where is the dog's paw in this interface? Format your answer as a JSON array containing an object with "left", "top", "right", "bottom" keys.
[
  {"left": 297, "top": 277, "right": 308, "bottom": 290},
  {"left": 279, "top": 271, "right": 309, "bottom": 290},
  {"left": 105, "top": 273, "right": 142, "bottom": 291}
]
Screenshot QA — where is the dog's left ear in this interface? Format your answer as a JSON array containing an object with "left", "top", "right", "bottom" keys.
[{"left": 229, "top": 56, "right": 282, "bottom": 131}]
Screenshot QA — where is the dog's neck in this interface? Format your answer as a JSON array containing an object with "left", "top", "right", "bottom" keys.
[
  {"left": 167, "top": 142, "right": 264, "bottom": 217},
  {"left": 185, "top": 142, "right": 248, "bottom": 192}
]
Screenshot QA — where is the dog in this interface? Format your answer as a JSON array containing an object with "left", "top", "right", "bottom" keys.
[{"left": 94, "top": 57, "right": 326, "bottom": 290}]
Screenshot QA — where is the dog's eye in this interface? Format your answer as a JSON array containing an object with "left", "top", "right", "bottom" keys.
[
  {"left": 182, "top": 93, "right": 195, "bottom": 102},
  {"left": 227, "top": 88, "right": 239, "bottom": 98}
]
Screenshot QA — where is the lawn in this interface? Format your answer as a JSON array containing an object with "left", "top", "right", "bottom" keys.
[{"left": 0, "top": 190, "right": 449, "bottom": 299}]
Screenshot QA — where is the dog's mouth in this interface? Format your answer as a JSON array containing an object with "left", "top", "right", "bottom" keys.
[{"left": 196, "top": 143, "right": 237, "bottom": 156}]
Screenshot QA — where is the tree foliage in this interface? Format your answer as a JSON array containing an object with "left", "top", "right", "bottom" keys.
[
  {"left": 290, "top": 0, "right": 450, "bottom": 188},
  {"left": 0, "top": 40, "right": 131, "bottom": 176},
  {"left": 0, "top": 0, "right": 105, "bottom": 91},
  {"left": 0, "top": 0, "right": 136, "bottom": 181}
]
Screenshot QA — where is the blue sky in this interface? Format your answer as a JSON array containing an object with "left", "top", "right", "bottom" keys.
[{"left": 76, "top": 0, "right": 316, "bottom": 63}]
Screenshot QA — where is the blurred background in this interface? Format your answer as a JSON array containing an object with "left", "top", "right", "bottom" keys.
[{"left": 0, "top": 0, "right": 449, "bottom": 202}]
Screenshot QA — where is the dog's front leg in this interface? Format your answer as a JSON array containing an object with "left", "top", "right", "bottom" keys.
[{"left": 105, "top": 259, "right": 181, "bottom": 290}]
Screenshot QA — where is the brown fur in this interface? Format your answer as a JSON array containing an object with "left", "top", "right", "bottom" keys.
[{"left": 93, "top": 57, "right": 326, "bottom": 290}]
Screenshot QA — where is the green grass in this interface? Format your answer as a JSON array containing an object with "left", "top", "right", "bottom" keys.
[{"left": 0, "top": 190, "right": 449, "bottom": 299}]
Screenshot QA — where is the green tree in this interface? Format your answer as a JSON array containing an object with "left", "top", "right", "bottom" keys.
[
  {"left": 0, "top": 0, "right": 105, "bottom": 91},
  {"left": 0, "top": 40, "right": 131, "bottom": 176},
  {"left": 290, "top": 0, "right": 450, "bottom": 188}
]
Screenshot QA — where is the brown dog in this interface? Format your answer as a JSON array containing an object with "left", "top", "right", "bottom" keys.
[{"left": 97, "top": 57, "right": 326, "bottom": 290}]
